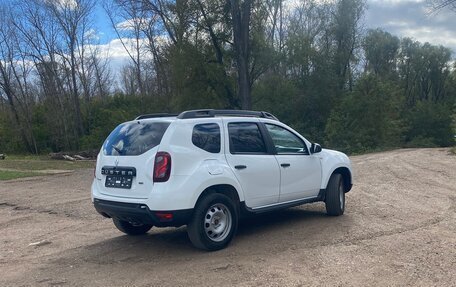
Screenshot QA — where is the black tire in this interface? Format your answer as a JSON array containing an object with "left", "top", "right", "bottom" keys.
[
  {"left": 113, "top": 218, "right": 153, "bottom": 235},
  {"left": 187, "top": 193, "right": 238, "bottom": 251},
  {"left": 325, "top": 173, "right": 345, "bottom": 216}
]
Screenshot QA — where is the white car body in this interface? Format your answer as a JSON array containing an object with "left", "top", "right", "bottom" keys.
[{"left": 91, "top": 110, "right": 353, "bottom": 250}]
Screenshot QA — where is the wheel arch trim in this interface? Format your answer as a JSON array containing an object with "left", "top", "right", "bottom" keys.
[
  {"left": 193, "top": 183, "right": 243, "bottom": 210},
  {"left": 321, "top": 166, "right": 353, "bottom": 193}
]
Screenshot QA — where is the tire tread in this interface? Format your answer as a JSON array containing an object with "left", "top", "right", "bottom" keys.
[{"left": 325, "top": 173, "right": 345, "bottom": 216}]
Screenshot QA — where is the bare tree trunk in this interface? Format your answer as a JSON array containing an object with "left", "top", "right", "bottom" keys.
[
  {"left": 46, "top": 0, "right": 97, "bottom": 143},
  {"left": 196, "top": 0, "right": 238, "bottom": 108},
  {"left": 0, "top": 8, "right": 37, "bottom": 153},
  {"left": 105, "top": 0, "right": 145, "bottom": 99},
  {"left": 70, "top": 47, "right": 84, "bottom": 137},
  {"left": 230, "top": 0, "right": 252, "bottom": 110},
  {"left": 0, "top": 62, "right": 34, "bottom": 153}
]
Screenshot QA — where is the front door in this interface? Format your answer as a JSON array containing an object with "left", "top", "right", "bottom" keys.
[{"left": 264, "top": 123, "right": 322, "bottom": 202}]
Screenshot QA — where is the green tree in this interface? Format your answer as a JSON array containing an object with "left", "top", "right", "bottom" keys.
[
  {"left": 405, "top": 101, "right": 454, "bottom": 147},
  {"left": 325, "top": 75, "right": 403, "bottom": 153},
  {"left": 363, "top": 29, "right": 400, "bottom": 77}
]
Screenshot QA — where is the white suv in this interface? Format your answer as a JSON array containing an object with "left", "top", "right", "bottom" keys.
[{"left": 92, "top": 110, "right": 353, "bottom": 250}]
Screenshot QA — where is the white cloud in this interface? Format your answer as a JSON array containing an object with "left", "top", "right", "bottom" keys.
[
  {"left": 84, "top": 28, "right": 100, "bottom": 42},
  {"left": 400, "top": 26, "right": 456, "bottom": 48},
  {"left": 365, "top": 0, "right": 456, "bottom": 54},
  {"left": 44, "top": 0, "right": 78, "bottom": 10},
  {"left": 115, "top": 18, "right": 151, "bottom": 31},
  {"left": 369, "top": 0, "right": 425, "bottom": 4}
]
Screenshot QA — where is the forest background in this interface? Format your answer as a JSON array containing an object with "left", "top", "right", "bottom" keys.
[{"left": 0, "top": 0, "right": 455, "bottom": 155}]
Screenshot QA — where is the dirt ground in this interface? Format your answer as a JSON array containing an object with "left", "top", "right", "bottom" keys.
[{"left": 0, "top": 148, "right": 455, "bottom": 287}]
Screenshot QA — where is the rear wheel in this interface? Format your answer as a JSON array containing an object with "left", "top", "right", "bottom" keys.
[
  {"left": 187, "top": 193, "right": 238, "bottom": 251},
  {"left": 113, "top": 218, "right": 153, "bottom": 235},
  {"left": 325, "top": 173, "right": 345, "bottom": 216}
]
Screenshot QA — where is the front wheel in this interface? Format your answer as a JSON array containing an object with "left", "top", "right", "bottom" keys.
[
  {"left": 187, "top": 193, "right": 238, "bottom": 251},
  {"left": 325, "top": 173, "right": 345, "bottom": 216},
  {"left": 113, "top": 218, "right": 153, "bottom": 235}
]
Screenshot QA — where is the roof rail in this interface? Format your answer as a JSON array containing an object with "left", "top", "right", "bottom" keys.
[
  {"left": 177, "top": 109, "right": 279, "bottom": 121},
  {"left": 135, "top": 113, "right": 178, "bottom": 120}
]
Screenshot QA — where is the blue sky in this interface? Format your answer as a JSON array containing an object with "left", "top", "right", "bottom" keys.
[{"left": 93, "top": 4, "right": 113, "bottom": 45}]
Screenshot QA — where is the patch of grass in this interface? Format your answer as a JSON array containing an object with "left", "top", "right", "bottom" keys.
[
  {"left": 4, "top": 154, "right": 49, "bottom": 160},
  {"left": 0, "top": 157, "right": 94, "bottom": 171},
  {"left": 0, "top": 170, "right": 43, "bottom": 180}
]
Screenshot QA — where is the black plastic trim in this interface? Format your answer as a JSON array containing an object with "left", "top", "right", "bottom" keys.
[
  {"left": 93, "top": 198, "right": 193, "bottom": 227},
  {"left": 177, "top": 109, "right": 279, "bottom": 121},
  {"left": 257, "top": 122, "right": 277, "bottom": 155},
  {"left": 243, "top": 195, "right": 324, "bottom": 214},
  {"left": 135, "top": 113, "right": 178, "bottom": 120},
  {"left": 318, "top": 188, "right": 326, "bottom": 201}
]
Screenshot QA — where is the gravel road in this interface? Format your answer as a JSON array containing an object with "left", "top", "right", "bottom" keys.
[{"left": 1, "top": 148, "right": 455, "bottom": 286}]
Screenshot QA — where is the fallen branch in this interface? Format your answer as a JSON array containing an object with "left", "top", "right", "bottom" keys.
[
  {"left": 48, "top": 150, "right": 98, "bottom": 161},
  {"left": 73, "top": 155, "right": 89, "bottom": 160},
  {"left": 62, "top": 155, "right": 76, "bottom": 161}
]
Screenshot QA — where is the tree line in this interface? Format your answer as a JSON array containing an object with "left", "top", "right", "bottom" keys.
[{"left": 0, "top": 0, "right": 454, "bottom": 155}]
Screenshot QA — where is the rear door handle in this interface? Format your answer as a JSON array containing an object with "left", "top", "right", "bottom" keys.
[
  {"left": 280, "top": 163, "right": 291, "bottom": 168},
  {"left": 234, "top": 165, "right": 247, "bottom": 170}
]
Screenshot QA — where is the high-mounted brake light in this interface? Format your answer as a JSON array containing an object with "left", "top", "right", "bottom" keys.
[{"left": 153, "top": 152, "right": 171, "bottom": 182}]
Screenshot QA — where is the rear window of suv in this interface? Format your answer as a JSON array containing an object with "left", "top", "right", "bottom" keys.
[{"left": 103, "top": 121, "right": 171, "bottom": 156}]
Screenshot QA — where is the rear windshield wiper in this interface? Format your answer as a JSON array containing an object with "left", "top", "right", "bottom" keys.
[{"left": 112, "top": 145, "right": 124, "bottom": 155}]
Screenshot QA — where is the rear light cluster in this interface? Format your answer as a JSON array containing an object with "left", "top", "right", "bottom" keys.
[{"left": 153, "top": 152, "right": 171, "bottom": 182}]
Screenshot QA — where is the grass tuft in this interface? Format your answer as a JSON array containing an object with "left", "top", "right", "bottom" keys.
[
  {"left": 0, "top": 156, "right": 94, "bottom": 171},
  {"left": 0, "top": 155, "right": 95, "bottom": 180},
  {"left": 0, "top": 170, "right": 43, "bottom": 181}
]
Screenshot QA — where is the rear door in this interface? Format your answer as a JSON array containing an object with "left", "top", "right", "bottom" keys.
[
  {"left": 264, "top": 123, "right": 322, "bottom": 202},
  {"left": 223, "top": 119, "right": 281, "bottom": 208},
  {"left": 95, "top": 120, "right": 171, "bottom": 199}
]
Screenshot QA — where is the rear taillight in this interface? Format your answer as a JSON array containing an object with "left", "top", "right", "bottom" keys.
[{"left": 153, "top": 152, "right": 171, "bottom": 182}]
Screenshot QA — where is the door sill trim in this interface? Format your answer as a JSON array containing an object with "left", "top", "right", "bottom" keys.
[{"left": 247, "top": 196, "right": 321, "bottom": 214}]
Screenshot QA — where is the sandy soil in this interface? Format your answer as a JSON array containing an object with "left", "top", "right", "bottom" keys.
[{"left": 0, "top": 148, "right": 455, "bottom": 287}]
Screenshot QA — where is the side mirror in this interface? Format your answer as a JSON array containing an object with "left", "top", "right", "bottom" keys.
[{"left": 310, "top": 143, "right": 322, "bottom": 154}]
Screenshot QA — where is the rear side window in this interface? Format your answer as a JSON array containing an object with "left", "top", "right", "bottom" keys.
[
  {"left": 228, "top": 122, "right": 267, "bottom": 154},
  {"left": 103, "top": 121, "right": 170, "bottom": 156},
  {"left": 192, "top": 123, "right": 221, "bottom": 153}
]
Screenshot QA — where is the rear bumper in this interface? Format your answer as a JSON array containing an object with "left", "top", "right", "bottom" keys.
[{"left": 93, "top": 198, "right": 193, "bottom": 227}]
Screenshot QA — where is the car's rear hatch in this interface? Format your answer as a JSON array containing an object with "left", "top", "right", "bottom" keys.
[{"left": 94, "top": 119, "right": 172, "bottom": 199}]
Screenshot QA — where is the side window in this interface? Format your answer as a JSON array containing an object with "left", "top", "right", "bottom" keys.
[
  {"left": 192, "top": 123, "right": 221, "bottom": 153},
  {"left": 228, "top": 122, "right": 267, "bottom": 154},
  {"left": 192, "top": 123, "right": 220, "bottom": 153},
  {"left": 265, "top": 124, "right": 309, "bottom": 155}
]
